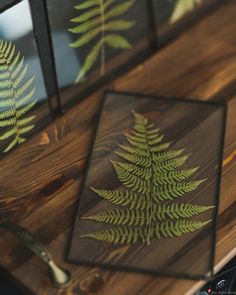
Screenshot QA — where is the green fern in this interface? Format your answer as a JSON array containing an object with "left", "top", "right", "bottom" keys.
[
  {"left": 0, "top": 39, "right": 37, "bottom": 153},
  {"left": 69, "top": 0, "right": 136, "bottom": 82},
  {"left": 82, "top": 110, "right": 213, "bottom": 245},
  {"left": 170, "top": 0, "right": 202, "bottom": 23}
]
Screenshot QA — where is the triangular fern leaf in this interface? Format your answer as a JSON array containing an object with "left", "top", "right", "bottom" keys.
[
  {"left": 14, "top": 64, "right": 28, "bottom": 88},
  {"left": 115, "top": 151, "right": 152, "bottom": 167},
  {"left": 15, "top": 76, "right": 35, "bottom": 98},
  {"left": 82, "top": 111, "right": 212, "bottom": 246},
  {"left": 69, "top": 0, "right": 135, "bottom": 81},
  {"left": 153, "top": 154, "right": 190, "bottom": 171},
  {"left": 16, "top": 101, "right": 37, "bottom": 118},
  {"left": 112, "top": 161, "right": 152, "bottom": 179},
  {"left": 90, "top": 188, "right": 149, "bottom": 209},
  {"left": 0, "top": 38, "right": 37, "bottom": 152},
  {"left": 155, "top": 167, "right": 199, "bottom": 185},
  {"left": 119, "top": 144, "right": 149, "bottom": 157},
  {"left": 17, "top": 88, "right": 35, "bottom": 108},
  {"left": 153, "top": 149, "right": 185, "bottom": 162}
]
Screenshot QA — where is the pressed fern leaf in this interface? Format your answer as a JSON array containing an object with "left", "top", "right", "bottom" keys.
[
  {"left": 82, "top": 110, "right": 213, "bottom": 245},
  {"left": 81, "top": 220, "right": 211, "bottom": 244},
  {"left": 0, "top": 39, "right": 37, "bottom": 153},
  {"left": 170, "top": 0, "right": 202, "bottom": 23},
  {"left": 69, "top": 0, "right": 136, "bottom": 82}
]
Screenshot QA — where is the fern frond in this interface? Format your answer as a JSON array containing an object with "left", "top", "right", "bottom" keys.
[
  {"left": 83, "top": 205, "right": 213, "bottom": 226},
  {"left": 69, "top": 0, "right": 136, "bottom": 81},
  {"left": 82, "top": 111, "right": 213, "bottom": 246},
  {"left": 74, "top": 0, "right": 100, "bottom": 10},
  {"left": 82, "top": 220, "right": 211, "bottom": 244},
  {"left": 0, "top": 39, "right": 37, "bottom": 153}
]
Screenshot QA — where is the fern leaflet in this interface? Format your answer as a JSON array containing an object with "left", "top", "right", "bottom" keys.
[
  {"left": 0, "top": 39, "right": 37, "bottom": 153},
  {"left": 82, "top": 110, "right": 213, "bottom": 245},
  {"left": 69, "top": 0, "right": 136, "bottom": 82}
]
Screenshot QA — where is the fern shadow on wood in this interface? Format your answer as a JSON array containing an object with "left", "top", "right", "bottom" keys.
[
  {"left": 81, "top": 110, "right": 214, "bottom": 245},
  {"left": 0, "top": 39, "right": 37, "bottom": 153},
  {"left": 68, "top": 0, "right": 136, "bottom": 83}
]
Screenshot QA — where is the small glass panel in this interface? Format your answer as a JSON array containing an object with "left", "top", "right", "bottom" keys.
[
  {"left": 69, "top": 91, "right": 226, "bottom": 279},
  {"left": 46, "top": 0, "right": 152, "bottom": 107},
  {"left": 0, "top": 0, "right": 51, "bottom": 155}
]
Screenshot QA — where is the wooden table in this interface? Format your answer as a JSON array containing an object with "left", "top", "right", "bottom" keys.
[{"left": 0, "top": 1, "right": 236, "bottom": 294}]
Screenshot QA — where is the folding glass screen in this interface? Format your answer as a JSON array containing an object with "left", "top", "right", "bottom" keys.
[
  {"left": 0, "top": 0, "right": 51, "bottom": 155},
  {"left": 46, "top": 0, "right": 152, "bottom": 107},
  {"left": 69, "top": 91, "right": 226, "bottom": 279}
]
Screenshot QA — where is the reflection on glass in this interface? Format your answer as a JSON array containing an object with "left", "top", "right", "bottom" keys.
[
  {"left": 46, "top": 0, "right": 151, "bottom": 106},
  {"left": 0, "top": 0, "right": 49, "bottom": 154}
]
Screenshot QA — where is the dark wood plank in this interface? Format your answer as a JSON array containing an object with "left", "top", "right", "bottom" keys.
[{"left": 0, "top": 1, "right": 236, "bottom": 295}]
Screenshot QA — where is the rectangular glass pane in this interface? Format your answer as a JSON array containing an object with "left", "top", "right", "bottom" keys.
[
  {"left": 0, "top": 0, "right": 51, "bottom": 155},
  {"left": 46, "top": 0, "right": 152, "bottom": 107},
  {"left": 69, "top": 91, "right": 226, "bottom": 279}
]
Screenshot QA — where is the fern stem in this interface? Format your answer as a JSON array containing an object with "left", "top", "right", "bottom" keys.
[{"left": 99, "top": 0, "right": 105, "bottom": 76}]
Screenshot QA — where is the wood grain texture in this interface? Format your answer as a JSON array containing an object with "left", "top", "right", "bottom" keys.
[{"left": 0, "top": 1, "right": 236, "bottom": 295}]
